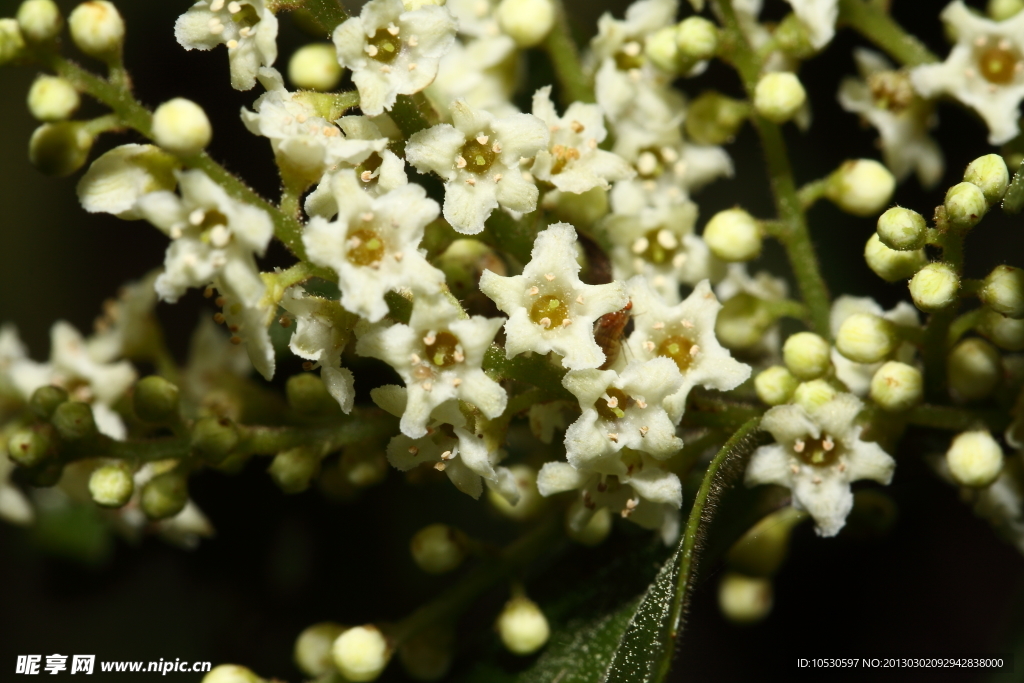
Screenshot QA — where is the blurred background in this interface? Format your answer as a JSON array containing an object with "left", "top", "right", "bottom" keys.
[{"left": 1, "top": 0, "right": 1024, "bottom": 680}]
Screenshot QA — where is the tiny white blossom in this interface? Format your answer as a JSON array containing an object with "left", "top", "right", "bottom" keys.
[
  {"left": 612, "top": 139, "right": 733, "bottom": 199},
  {"left": 405, "top": 100, "right": 549, "bottom": 234},
  {"left": 86, "top": 271, "right": 161, "bottom": 365},
  {"left": 218, "top": 288, "right": 277, "bottom": 381},
  {"left": 479, "top": 223, "right": 628, "bottom": 370},
  {"left": 589, "top": 0, "right": 678, "bottom": 70},
  {"left": 357, "top": 293, "right": 506, "bottom": 438},
  {"left": 714, "top": 263, "right": 790, "bottom": 358},
  {"left": 0, "top": 447, "right": 33, "bottom": 525},
  {"left": 594, "top": 60, "right": 684, "bottom": 156},
  {"left": 829, "top": 295, "right": 919, "bottom": 397},
  {"left": 175, "top": 0, "right": 278, "bottom": 91},
  {"left": 281, "top": 287, "right": 356, "bottom": 413},
  {"left": 179, "top": 317, "right": 254, "bottom": 411},
  {"left": 333, "top": 0, "right": 456, "bottom": 116},
  {"left": 910, "top": 1, "right": 1024, "bottom": 144},
  {"left": 76, "top": 144, "right": 179, "bottom": 220},
  {"left": 426, "top": 36, "right": 520, "bottom": 117},
  {"left": 303, "top": 169, "right": 446, "bottom": 323},
  {"left": 783, "top": 0, "right": 838, "bottom": 51},
  {"left": 745, "top": 393, "right": 895, "bottom": 537}
]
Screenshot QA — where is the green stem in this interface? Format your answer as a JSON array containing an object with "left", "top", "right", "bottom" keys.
[
  {"left": 837, "top": 0, "right": 939, "bottom": 67},
  {"left": 905, "top": 404, "right": 1009, "bottom": 433},
  {"left": 238, "top": 416, "right": 394, "bottom": 454},
  {"left": 922, "top": 223, "right": 966, "bottom": 400},
  {"left": 796, "top": 178, "right": 829, "bottom": 210},
  {"left": 947, "top": 307, "right": 984, "bottom": 347},
  {"left": 542, "top": 0, "right": 595, "bottom": 105}
]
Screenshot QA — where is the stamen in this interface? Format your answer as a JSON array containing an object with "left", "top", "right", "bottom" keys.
[
  {"left": 387, "top": 23, "right": 400, "bottom": 36},
  {"left": 793, "top": 439, "right": 805, "bottom": 453},
  {"left": 408, "top": 446, "right": 419, "bottom": 455},
  {"left": 822, "top": 437, "right": 834, "bottom": 451},
  {"left": 570, "top": 120, "right": 584, "bottom": 133},
  {"left": 456, "top": 155, "right": 467, "bottom": 168},
  {"left": 476, "top": 134, "right": 489, "bottom": 145},
  {"left": 528, "top": 286, "right": 540, "bottom": 296},
  {"left": 607, "top": 432, "right": 619, "bottom": 442},
  {"left": 227, "top": 1, "right": 241, "bottom": 13},
  {"left": 544, "top": 273, "right": 556, "bottom": 281},
  {"left": 539, "top": 317, "right": 551, "bottom": 328},
  {"left": 639, "top": 426, "right": 649, "bottom": 437}
]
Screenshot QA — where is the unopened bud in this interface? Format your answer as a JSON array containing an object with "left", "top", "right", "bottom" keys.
[
  {"left": 0, "top": 18, "right": 26, "bottom": 65},
  {"left": 676, "top": 16, "right": 718, "bottom": 61},
  {"left": 684, "top": 91, "right": 749, "bottom": 145},
  {"left": 268, "top": 447, "right": 321, "bottom": 494},
  {"left": 963, "top": 153, "right": 1009, "bottom": 204},
  {"left": 287, "top": 372, "right": 337, "bottom": 416},
  {"left": 133, "top": 375, "right": 180, "bottom": 423},
  {"left": 88, "top": 463, "right": 134, "bottom": 507},
  {"left": 288, "top": 43, "right": 342, "bottom": 91},
  {"left": 715, "top": 293, "right": 774, "bottom": 350},
  {"left": 826, "top": 159, "right": 895, "bottom": 217},
  {"left": 496, "top": 0, "right": 554, "bottom": 48},
  {"left": 30, "top": 384, "right": 68, "bottom": 419},
  {"left": 869, "top": 361, "right": 922, "bottom": 411},
  {"left": 981, "top": 265, "right": 1024, "bottom": 318},
  {"left": 753, "top": 72, "right": 806, "bottom": 124},
  {"left": 410, "top": 523, "right": 466, "bottom": 574},
  {"left": 946, "top": 430, "right": 1004, "bottom": 487},
  {"left": 909, "top": 262, "right": 959, "bottom": 311},
  {"left": 774, "top": 13, "right": 816, "bottom": 58},
  {"left": 782, "top": 332, "right": 831, "bottom": 380},
  {"left": 726, "top": 508, "right": 805, "bottom": 577},
  {"left": 566, "top": 504, "right": 612, "bottom": 546},
  {"left": 191, "top": 416, "right": 239, "bottom": 462},
  {"left": 140, "top": 470, "right": 188, "bottom": 520},
  {"left": 988, "top": 0, "right": 1024, "bottom": 20},
  {"left": 864, "top": 233, "right": 926, "bottom": 283},
  {"left": 77, "top": 143, "right": 180, "bottom": 219},
  {"left": 201, "top": 665, "right": 263, "bottom": 683},
  {"left": 836, "top": 312, "right": 897, "bottom": 363},
  {"left": 7, "top": 426, "right": 54, "bottom": 468},
  {"left": 644, "top": 26, "right": 680, "bottom": 73},
  {"left": 497, "top": 596, "right": 550, "bottom": 655},
  {"left": 876, "top": 206, "right": 927, "bottom": 251},
  {"left": 754, "top": 365, "right": 799, "bottom": 406},
  {"left": 29, "top": 121, "right": 94, "bottom": 177},
  {"left": 703, "top": 208, "right": 762, "bottom": 262},
  {"left": 52, "top": 401, "right": 97, "bottom": 441},
  {"left": 27, "top": 76, "right": 80, "bottom": 122},
  {"left": 488, "top": 464, "right": 545, "bottom": 521},
  {"left": 944, "top": 181, "right": 988, "bottom": 229},
  {"left": 294, "top": 622, "right": 345, "bottom": 678},
  {"left": 332, "top": 625, "right": 391, "bottom": 682},
  {"left": 948, "top": 337, "right": 1000, "bottom": 401},
  {"left": 978, "top": 309, "right": 1024, "bottom": 351},
  {"left": 68, "top": 1, "right": 124, "bottom": 59},
  {"left": 718, "top": 573, "right": 773, "bottom": 624},
  {"left": 152, "top": 98, "right": 212, "bottom": 156},
  {"left": 17, "top": 0, "right": 63, "bottom": 43},
  {"left": 792, "top": 379, "right": 838, "bottom": 411}
]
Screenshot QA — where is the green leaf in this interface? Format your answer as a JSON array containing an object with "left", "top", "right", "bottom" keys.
[{"left": 1002, "top": 158, "right": 1024, "bottom": 214}]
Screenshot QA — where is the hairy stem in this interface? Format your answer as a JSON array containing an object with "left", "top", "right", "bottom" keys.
[
  {"left": 543, "top": 0, "right": 595, "bottom": 105},
  {"left": 837, "top": 0, "right": 939, "bottom": 67}
]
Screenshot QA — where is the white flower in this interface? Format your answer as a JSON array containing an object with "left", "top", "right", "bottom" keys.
[
  {"left": 405, "top": 100, "right": 549, "bottom": 234},
  {"left": 175, "top": 0, "right": 278, "bottom": 91},
  {"left": 626, "top": 278, "right": 751, "bottom": 422},
  {"left": 333, "top": 0, "right": 456, "bottom": 116},
  {"left": 356, "top": 293, "right": 506, "bottom": 438},
  {"left": 589, "top": 0, "right": 678, "bottom": 69},
  {"left": 594, "top": 60, "right": 684, "bottom": 155},
  {"left": 137, "top": 170, "right": 273, "bottom": 310},
  {"left": 829, "top": 295, "right": 919, "bottom": 397},
  {"left": 783, "top": 0, "right": 838, "bottom": 51},
  {"left": 910, "top": 1, "right": 1024, "bottom": 145},
  {"left": 714, "top": 263, "right": 790, "bottom": 358},
  {"left": 745, "top": 393, "right": 895, "bottom": 537},
  {"left": 528, "top": 400, "right": 574, "bottom": 444},
  {"left": 0, "top": 439, "right": 33, "bottom": 525},
  {"left": 839, "top": 50, "right": 943, "bottom": 188},
  {"left": 82, "top": 271, "right": 161, "bottom": 366},
  {"left": 479, "top": 223, "right": 628, "bottom": 370},
  {"left": 446, "top": 0, "right": 502, "bottom": 39},
  {"left": 281, "top": 287, "right": 356, "bottom": 413},
  {"left": 616, "top": 140, "right": 733, "bottom": 197},
  {"left": 178, "top": 317, "right": 254, "bottom": 411},
  {"left": 303, "top": 169, "right": 445, "bottom": 323},
  {"left": 426, "top": 36, "right": 520, "bottom": 117},
  {"left": 76, "top": 144, "right": 179, "bottom": 220},
  {"left": 373, "top": 385, "right": 518, "bottom": 501},
  {"left": 217, "top": 288, "right": 277, "bottom": 381},
  {"left": 529, "top": 85, "right": 634, "bottom": 193}
]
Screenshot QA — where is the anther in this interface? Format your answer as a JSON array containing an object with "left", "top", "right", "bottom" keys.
[
  {"left": 793, "top": 439, "right": 805, "bottom": 453},
  {"left": 544, "top": 273, "right": 556, "bottom": 281}
]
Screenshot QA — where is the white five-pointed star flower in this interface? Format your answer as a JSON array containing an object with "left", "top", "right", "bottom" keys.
[
  {"left": 303, "top": 169, "right": 445, "bottom": 323},
  {"left": 479, "top": 223, "right": 629, "bottom": 370},
  {"left": 910, "top": 1, "right": 1024, "bottom": 145},
  {"left": 356, "top": 293, "right": 507, "bottom": 438},
  {"left": 217, "top": 287, "right": 277, "bottom": 381},
  {"left": 626, "top": 277, "right": 751, "bottom": 422},
  {"left": 281, "top": 287, "right": 357, "bottom": 413},
  {"left": 175, "top": 0, "right": 279, "bottom": 91},
  {"left": 333, "top": 0, "right": 457, "bottom": 116},
  {"left": 783, "top": 0, "right": 838, "bottom": 51},
  {"left": 405, "top": 100, "right": 549, "bottom": 234},
  {"left": 745, "top": 393, "right": 895, "bottom": 537}
]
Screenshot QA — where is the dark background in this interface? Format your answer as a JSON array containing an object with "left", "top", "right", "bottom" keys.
[{"left": 2, "top": 0, "right": 1024, "bottom": 681}]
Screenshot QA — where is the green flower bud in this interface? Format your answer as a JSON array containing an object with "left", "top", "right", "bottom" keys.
[
  {"left": 488, "top": 464, "right": 545, "bottom": 521},
  {"left": 948, "top": 337, "right": 1000, "bottom": 401},
  {"left": 294, "top": 622, "right": 345, "bottom": 678},
  {"left": 978, "top": 309, "right": 1024, "bottom": 350},
  {"left": 774, "top": 13, "right": 816, "bottom": 58},
  {"left": 52, "top": 401, "right": 97, "bottom": 441},
  {"left": 88, "top": 463, "right": 134, "bottom": 507},
  {"left": 644, "top": 26, "right": 680, "bottom": 73},
  {"left": 30, "top": 384, "right": 69, "bottom": 419},
  {"left": 288, "top": 43, "right": 342, "bottom": 91},
  {"left": 946, "top": 430, "right": 1003, "bottom": 487},
  {"left": 782, "top": 332, "right": 831, "bottom": 380},
  {"left": 27, "top": 76, "right": 80, "bottom": 122},
  {"left": 286, "top": 372, "right": 337, "bottom": 416},
  {"left": 703, "top": 208, "right": 762, "bottom": 262},
  {"left": 826, "top": 159, "right": 896, "bottom": 217},
  {"left": 988, "top": 0, "right": 1024, "bottom": 21},
  {"left": 133, "top": 375, "right": 180, "bottom": 423},
  {"left": 496, "top": 0, "right": 554, "bottom": 48},
  {"left": 191, "top": 416, "right": 239, "bottom": 462},
  {"left": 29, "top": 121, "right": 94, "bottom": 177},
  {"left": 718, "top": 573, "right": 773, "bottom": 624},
  {"left": 792, "top": 379, "right": 838, "bottom": 412},
  {"left": 497, "top": 596, "right": 550, "bottom": 656},
  {"left": 140, "top": 470, "right": 188, "bottom": 520},
  {"left": 0, "top": 18, "right": 26, "bottom": 65},
  {"left": 963, "top": 153, "right": 1009, "bottom": 204},
  {"left": 835, "top": 312, "right": 897, "bottom": 363},
  {"left": 753, "top": 72, "right": 806, "bottom": 124},
  {"left": 398, "top": 625, "right": 454, "bottom": 682},
  {"left": 980, "top": 265, "right": 1024, "bottom": 318},
  {"left": 715, "top": 293, "right": 774, "bottom": 350},
  {"left": 864, "top": 233, "right": 926, "bottom": 282},
  {"left": 726, "top": 508, "right": 806, "bottom": 577},
  {"left": 68, "top": 0, "right": 124, "bottom": 59},
  {"left": 876, "top": 206, "right": 927, "bottom": 251},
  {"left": 675, "top": 16, "right": 718, "bottom": 61},
  {"left": 17, "top": 0, "right": 63, "bottom": 43},
  {"left": 7, "top": 425, "right": 54, "bottom": 468},
  {"left": 754, "top": 365, "right": 799, "bottom": 406},
  {"left": 152, "top": 98, "right": 212, "bottom": 156},
  {"left": 869, "top": 361, "right": 923, "bottom": 412},
  {"left": 684, "top": 91, "right": 749, "bottom": 145},
  {"left": 566, "top": 505, "right": 612, "bottom": 546},
  {"left": 332, "top": 625, "right": 392, "bottom": 682},
  {"left": 909, "top": 262, "right": 959, "bottom": 311},
  {"left": 268, "top": 447, "right": 321, "bottom": 494},
  {"left": 410, "top": 523, "right": 467, "bottom": 574},
  {"left": 944, "top": 181, "right": 988, "bottom": 229},
  {"left": 201, "top": 665, "right": 263, "bottom": 683}
]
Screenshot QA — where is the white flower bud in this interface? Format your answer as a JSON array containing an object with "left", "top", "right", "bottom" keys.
[
  {"left": 17, "top": 0, "right": 63, "bottom": 43},
  {"left": 0, "top": 19, "right": 26, "bottom": 66},
  {"left": 703, "top": 208, "right": 762, "bottom": 262},
  {"left": 944, "top": 181, "right": 987, "bottom": 229},
  {"left": 288, "top": 43, "right": 342, "bottom": 92},
  {"left": 497, "top": 596, "right": 550, "bottom": 655},
  {"left": 496, "top": 0, "right": 555, "bottom": 48},
  {"left": 332, "top": 626, "right": 391, "bottom": 682},
  {"left": 715, "top": 294, "right": 774, "bottom": 350},
  {"left": 980, "top": 265, "right": 1024, "bottom": 319},
  {"left": 718, "top": 573, "right": 772, "bottom": 624},
  {"left": 566, "top": 505, "right": 612, "bottom": 546},
  {"left": 676, "top": 16, "right": 718, "bottom": 61},
  {"left": 988, "top": 0, "right": 1024, "bottom": 21},
  {"left": 753, "top": 72, "right": 806, "bottom": 124},
  {"left": 909, "top": 262, "right": 959, "bottom": 311},
  {"left": 27, "top": 75, "right": 80, "bottom": 122},
  {"left": 88, "top": 463, "right": 134, "bottom": 507},
  {"left": 869, "top": 361, "right": 922, "bottom": 412},
  {"left": 948, "top": 337, "right": 1000, "bottom": 401},
  {"left": 755, "top": 365, "right": 799, "bottom": 406},
  {"left": 836, "top": 312, "right": 897, "bottom": 363},
  {"left": 963, "top": 153, "right": 1009, "bottom": 204},
  {"left": 792, "top": 379, "right": 838, "bottom": 412},
  {"left": 294, "top": 622, "right": 345, "bottom": 677},
  {"left": 782, "top": 332, "right": 831, "bottom": 380},
  {"left": 826, "top": 159, "right": 895, "bottom": 217},
  {"left": 152, "top": 98, "right": 212, "bottom": 156},
  {"left": 29, "top": 121, "right": 94, "bottom": 177},
  {"left": 68, "top": 1, "right": 124, "bottom": 59},
  {"left": 644, "top": 26, "right": 680, "bottom": 73},
  {"left": 978, "top": 309, "right": 1024, "bottom": 351},
  {"left": 946, "top": 430, "right": 1004, "bottom": 488},
  {"left": 410, "top": 523, "right": 466, "bottom": 574},
  {"left": 864, "top": 234, "right": 926, "bottom": 283},
  {"left": 201, "top": 665, "right": 262, "bottom": 683},
  {"left": 488, "top": 464, "right": 545, "bottom": 521},
  {"left": 876, "top": 206, "right": 926, "bottom": 251}
]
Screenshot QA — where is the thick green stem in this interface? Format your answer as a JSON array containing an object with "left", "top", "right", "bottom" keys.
[
  {"left": 922, "top": 225, "right": 966, "bottom": 400},
  {"left": 837, "top": 0, "right": 939, "bottom": 67},
  {"left": 542, "top": 0, "right": 595, "bottom": 105}
]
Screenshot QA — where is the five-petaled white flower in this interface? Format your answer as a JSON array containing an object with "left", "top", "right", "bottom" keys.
[
  {"left": 333, "top": 0, "right": 457, "bottom": 116},
  {"left": 281, "top": 287, "right": 357, "bottom": 414},
  {"left": 745, "top": 393, "right": 895, "bottom": 537},
  {"left": 405, "top": 100, "right": 549, "bottom": 234},
  {"left": 76, "top": 145, "right": 180, "bottom": 220},
  {"left": 175, "top": 0, "right": 278, "bottom": 91},
  {"left": 479, "top": 223, "right": 628, "bottom": 370}
]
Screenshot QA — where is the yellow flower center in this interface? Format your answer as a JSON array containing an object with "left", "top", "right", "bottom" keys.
[
  {"left": 368, "top": 28, "right": 401, "bottom": 64},
  {"left": 977, "top": 44, "right": 1020, "bottom": 85},
  {"left": 594, "top": 387, "right": 632, "bottom": 421},
  {"left": 460, "top": 138, "right": 496, "bottom": 175},
  {"left": 529, "top": 294, "right": 569, "bottom": 328},
  {"left": 657, "top": 334, "right": 698, "bottom": 373},
  {"left": 793, "top": 436, "right": 842, "bottom": 468},
  {"left": 346, "top": 228, "right": 386, "bottom": 266},
  {"left": 424, "top": 331, "right": 461, "bottom": 368}
]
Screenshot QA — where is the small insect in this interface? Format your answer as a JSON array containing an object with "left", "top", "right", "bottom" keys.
[{"left": 595, "top": 300, "right": 632, "bottom": 370}]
